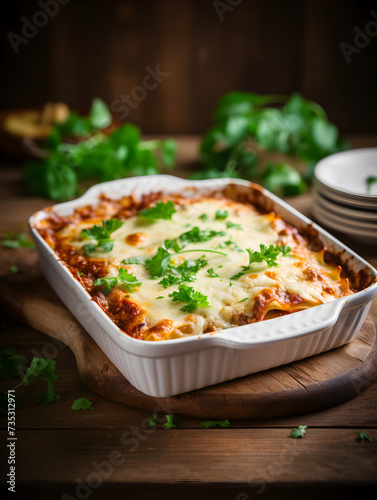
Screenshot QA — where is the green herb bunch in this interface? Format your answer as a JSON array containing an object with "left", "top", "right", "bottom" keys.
[
  {"left": 23, "top": 98, "right": 177, "bottom": 201},
  {"left": 192, "top": 92, "right": 348, "bottom": 196}
]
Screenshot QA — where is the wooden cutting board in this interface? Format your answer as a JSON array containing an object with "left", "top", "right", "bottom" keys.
[{"left": 0, "top": 271, "right": 376, "bottom": 419}]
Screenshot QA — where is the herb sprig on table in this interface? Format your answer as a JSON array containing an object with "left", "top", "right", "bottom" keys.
[
  {"left": 23, "top": 98, "right": 177, "bottom": 201},
  {"left": 192, "top": 92, "right": 348, "bottom": 197}
]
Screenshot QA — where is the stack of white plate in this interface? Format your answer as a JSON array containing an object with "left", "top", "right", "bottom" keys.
[{"left": 313, "top": 148, "right": 377, "bottom": 244}]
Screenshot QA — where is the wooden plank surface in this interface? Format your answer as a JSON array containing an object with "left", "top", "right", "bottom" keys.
[{"left": 0, "top": 136, "right": 376, "bottom": 495}]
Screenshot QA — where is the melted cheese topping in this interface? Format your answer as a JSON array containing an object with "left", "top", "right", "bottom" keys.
[{"left": 52, "top": 197, "right": 353, "bottom": 341}]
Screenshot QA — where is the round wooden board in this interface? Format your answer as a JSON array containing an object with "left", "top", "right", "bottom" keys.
[{"left": 1, "top": 275, "right": 376, "bottom": 419}]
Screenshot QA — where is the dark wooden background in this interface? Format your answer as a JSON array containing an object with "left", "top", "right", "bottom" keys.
[{"left": 1, "top": 0, "right": 377, "bottom": 134}]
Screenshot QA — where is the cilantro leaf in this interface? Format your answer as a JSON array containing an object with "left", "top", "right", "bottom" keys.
[
  {"left": 94, "top": 268, "right": 141, "bottom": 294},
  {"left": 140, "top": 201, "right": 177, "bottom": 221},
  {"left": 358, "top": 431, "right": 372, "bottom": 442},
  {"left": 200, "top": 419, "right": 230, "bottom": 429},
  {"left": 215, "top": 209, "right": 229, "bottom": 220},
  {"left": 226, "top": 221, "right": 243, "bottom": 230},
  {"left": 71, "top": 397, "right": 94, "bottom": 410},
  {"left": 164, "top": 414, "right": 182, "bottom": 429},
  {"left": 207, "top": 267, "right": 220, "bottom": 278},
  {"left": 169, "top": 284, "right": 210, "bottom": 312},
  {"left": 81, "top": 219, "right": 123, "bottom": 253},
  {"left": 179, "top": 227, "right": 226, "bottom": 246},
  {"left": 0, "top": 347, "right": 27, "bottom": 380},
  {"left": 290, "top": 425, "right": 307, "bottom": 438}
]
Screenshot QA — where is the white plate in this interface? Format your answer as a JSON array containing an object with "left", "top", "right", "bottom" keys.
[
  {"left": 313, "top": 189, "right": 377, "bottom": 222},
  {"left": 315, "top": 148, "right": 377, "bottom": 199}
]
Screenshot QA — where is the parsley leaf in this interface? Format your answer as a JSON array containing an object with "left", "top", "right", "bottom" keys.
[
  {"left": 9, "top": 357, "right": 60, "bottom": 405},
  {"left": 140, "top": 201, "right": 176, "bottom": 221},
  {"left": 164, "top": 414, "right": 182, "bottom": 429},
  {"left": 0, "top": 347, "right": 27, "bottom": 380},
  {"left": 122, "top": 256, "right": 150, "bottom": 265},
  {"left": 1, "top": 232, "right": 35, "bottom": 249},
  {"left": 226, "top": 221, "right": 243, "bottom": 230},
  {"left": 215, "top": 209, "right": 229, "bottom": 220},
  {"left": 179, "top": 227, "right": 226, "bottom": 246},
  {"left": 71, "top": 397, "right": 94, "bottom": 410},
  {"left": 359, "top": 431, "right": 372, "bottom": 442},
  {"left": 81, "top": 219, "right": 123, "bottom": 253},
  {"left": 148, "top": 416, "right": 158, "bottom": 427},
  {"left": 207, "top": 267, "right": 220, "bottom": 278},
  {"left": 231, "top": 244, "right": 291, "bottom": 280},
  {"left": 290, "top": 425, "right": 307, "bottom": 438},
  {"left": 146, "top": 239, "right": 225, "bottom": 279},
  {"left": 217, "top": 240, "right": 243, "bottom": 252},
  {"left": 169, "top": 284, "right": 210, "bottom": 312},
  {"left": 94, "top": 268, "right": 141, "bottom": 294},
  {"left": 199, "top": 214, "right": 209, "bottom": 222},
  {"left": 201, "top": 419, "right": 230, "bottom": 429},
  {"left": 366, "top": 176, "right": 377, "bottom": 193}
]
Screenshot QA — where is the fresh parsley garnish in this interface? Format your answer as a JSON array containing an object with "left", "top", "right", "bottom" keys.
[
  {"left": 140, "top": 201, "right": 176, "bottom": 221},
  {"left": 207, "top": 267, "right": 220, "bottom": 278},
  {"left": 122, "top": 256, "right": 150, "bottom": 265},
  {"left": 215, "top": 209, "right": 229, "bottom": 220},
  {"left": 179, "top": 226, "right": 226, "bottom": 246},
  {"left": 366, "top": 176, "right": 377, "bottom": 193},
  {"left": 81, "top": 219, "right": 123, "bottom": 253},
  {"left": 1, "top": 232, "right": 35, "bottom": 249},
  {"left": 146, "top": 239, "right": 225, "bottom": 278},
  {"left": 71, "top": 397, "right": 94, "bottom": 410},
  {"left": 169, "top": 284, "right": 210, "bottom": 312},
  {"left": 226, "top": 221, "right": 243, "bottom": 230},
  {"left": 199, "top": 214, "right": 209, "bottom": 222},
  {"left": 0, "top": 347, "right": 27, "bottom": 380},
  {"left": 216, "top": 240, "right": 243, "bottom": 252},
  {"left": 231, "top": 244, "right": 291, "bottom": 280},
  {"left": 201, "top": 419, "right": 230, "bottom": 429},
  {"left": 290, "top": 425, "right": 307, "bottom": 438},
  {"left": 358, "top": 431, "right": 372, "bottom": 442},
  {"left": 164, "top": 414, "right": 182, "bottom": 429},
  {"left": 94, "top": 268, "right": 141, "bottom": 294},
  {"left": 148, "top": 416, "right": 158, "bottom": 427},
  {"left": 4, "top": 357, "right": 60, "bottom": 405}
]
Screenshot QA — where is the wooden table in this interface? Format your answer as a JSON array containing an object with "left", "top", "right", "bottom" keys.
[{"left": 0, "top": 137, "right": 376, "bottom": 499}]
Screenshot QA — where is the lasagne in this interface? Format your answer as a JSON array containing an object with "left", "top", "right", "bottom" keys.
[{"left": 36, "top": 188, "right": 357, "bottom": 341}]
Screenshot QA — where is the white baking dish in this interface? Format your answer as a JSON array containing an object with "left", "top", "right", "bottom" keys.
[{"left": 29, "top": 176, "right": 377, "bottom": 397}]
